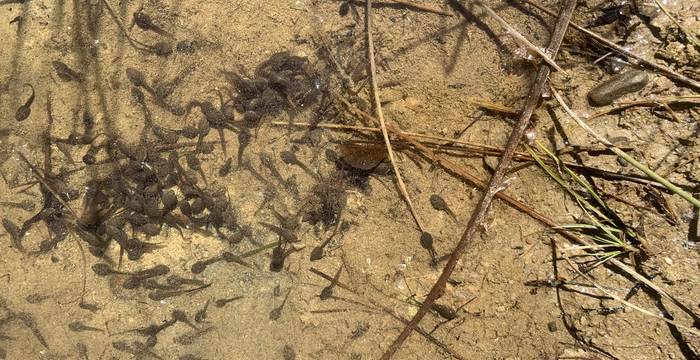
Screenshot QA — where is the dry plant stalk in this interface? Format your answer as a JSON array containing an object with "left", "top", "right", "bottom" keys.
[
  {"left": 380, "top": 0, "right": 578, "bottom": 357},
  {"left": 471, "top": 0, "right": 566, "bottom": 73},
  {"left": 366, "top": 0, "right": 425, "bottom": 232},
  {"left": 521, "top": 0, "right": 700, "bottom": 91}
]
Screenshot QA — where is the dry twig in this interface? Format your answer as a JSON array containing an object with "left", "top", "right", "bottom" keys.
[{"left": 274, "top": 120, "right": 685, "bottom": 190}]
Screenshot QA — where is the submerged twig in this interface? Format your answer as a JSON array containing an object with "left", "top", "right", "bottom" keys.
[
  {"left": 366, "top": 0, "right": 425, "bottom": 232},
  {"left": 380, "top": 0, "right": 578, "bottom": 357}
]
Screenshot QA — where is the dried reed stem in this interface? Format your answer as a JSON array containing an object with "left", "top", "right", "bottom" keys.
[{"left": 366, "top": 0, "right": 425, "bottom": 232}]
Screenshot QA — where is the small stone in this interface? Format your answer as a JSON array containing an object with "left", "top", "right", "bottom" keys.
[
  {"left": 547, "top": 321, "right": 558, "bottom": 332},
  {"left": 588, "top": 70, "right": 649, "bottom": 106}
]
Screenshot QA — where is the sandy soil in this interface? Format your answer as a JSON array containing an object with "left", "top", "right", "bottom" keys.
[{"left": 0, "top": 0, "right": 698, "bottom": 359}]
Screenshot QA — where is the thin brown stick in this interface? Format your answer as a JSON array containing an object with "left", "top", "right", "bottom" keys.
[
  {"left": 274, "top": 120, "right": 501, "bottom": 152},
  {"left": 380, "top": 1, "right": 578, "bottom": 357},
  {"left": 366, "top": 0, "right": 425, "bottom": 232},
  {"left": 521, "top": 0, "right": 700, "bottom": 91}
]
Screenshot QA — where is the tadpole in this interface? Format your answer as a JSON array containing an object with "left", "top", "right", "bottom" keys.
[
  {"left": 420, "top": 231, "right": 437, "bottom": 263},
  {"left": 319, "top": 265, "right": 342, "bottom": 300},
  {"left": 173, "top": 326, "right": 214, "bottom": 345},
  {"left": 429, "top": 194, "right": 457, "bottom": 222},
  {"left": 261, "top": 222, "right": 299, "bottom": 243},
  {"left": 52, "top": 61, "right": 83, "bottom": 82},
  {"left": 280, "top": 150, "right": 315, "bottom": 178},
  {"left": 194, "top": 300, "right": 209, "bottom": 323},
  {"left": 269, "top": 287, "right": 292, "bottom": 320},
  {"left": 237, "top": 129, "right": 251, "bottom": 166},
  {"left": 214, "top": 295, "right": 244, "bottom": 308},
  {"left": 219, "top": 158, "right": 233, "bottom": 177},
  {"left": 133, "top": 11, "right": 174, "bottom": 38},
  {"left": 172, "top": 309, "right": 198, "bottom": 330},
  {"left": 148, "top": 283, "right": 211, "bottom": 301},
  {"left": 2, "top": 218, "right": 24, "bottom": 252},
  {"left": 15, "top": 84, "right": 34, "bottom": 122},
  {"left": 68, "top": 321, "right": 103, "bottom": 333}
]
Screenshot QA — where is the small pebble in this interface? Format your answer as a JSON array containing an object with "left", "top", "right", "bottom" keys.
[{"left": 588, "top": 70, "right": 649, "bottom": 106}]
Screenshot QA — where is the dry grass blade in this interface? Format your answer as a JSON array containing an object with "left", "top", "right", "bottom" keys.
[
  {"left": 550, "top": 86, "right": 700, "bottom": 208},
  {"left": 366, "top": 0, "right": 425, "bottom": 232},
  {"left": 379, "top": 0, "right": 578, "bottom": 357},
  {"left": 520, "top": 0, "right": 700, "bottom": 90},
  {"left": 275, "top": 121, "right": 683, "bottom": 190},
  {"left": 471, "top": 0, "right": 566, "bottom": 73}
]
